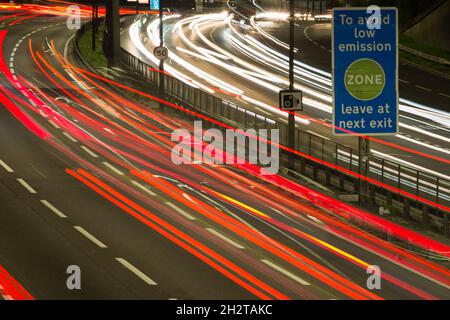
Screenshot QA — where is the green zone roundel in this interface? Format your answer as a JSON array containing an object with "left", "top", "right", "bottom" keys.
[{"left": 344, "top": 58, "right": 385, "bottom": 101}]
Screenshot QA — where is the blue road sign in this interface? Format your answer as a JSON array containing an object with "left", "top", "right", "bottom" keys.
[
  {"left": 150, "top": 0, "right": 159, "bottom": 11},
  {"left": 332, "top": 7, "right": 398, "bottom": 136}
]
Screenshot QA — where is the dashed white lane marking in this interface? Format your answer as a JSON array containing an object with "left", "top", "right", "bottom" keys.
[
  {"left": 206, "top": 228, "right": 245, "bottom": 249},
  {"left": 40, "top": 200, "right": 67, "bottom": 218},
  {"left": 169, "top": 298, "right": 178, "bottom": 300},
  {"left": 81, "top": 146, "right": 99, "bottom": 158},
  {"left": 399, "top": 79, "right": 409, "bottom": 84},
  {"left": 261, "top": 259, "right": 311, "bottom": 286},
  {"left": 102, "top": 162, "right": 124, "bottom": 175},
  {"left": 131, "top": 180, "right": 156, "bottom": 196},
  {"left": 0, "top": 159, "right": 14, "bottom": 173},
  {"left": 115, "top": 258, "right": 157, "bottom": 286},
  {"left": 165, "top": 202, "right": 196, "bottom": 221},
  {"left": 48, "top": 120, "right": 60, "bottom": 129},
  {"left": 415, "top": 85, "right": 432, "bottom": 92},
  {"left": 17, "top": 178, "right": 37, "bottom": 194},
  {"left": 306, "top": 215, "right": 323, "bottom": 224},
  {"left": 439, "top": 92, "right": 450, "bottom": 98},
  {"left": 62, "top": 132, "right": 78, "bottom": 143},
  {"left": 104, "top": 128, "right": 117, "bottom": 135},
  {"left": 74, "top": 226, "right": 107, "bottom": 248}
]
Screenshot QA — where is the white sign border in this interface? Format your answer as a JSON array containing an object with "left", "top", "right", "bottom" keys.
[{"left": 331, "top": 6, "right": 399, "bottom": 137}]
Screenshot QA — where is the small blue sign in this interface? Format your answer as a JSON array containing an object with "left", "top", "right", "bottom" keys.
[
  {"left": 150, "top": 0, "right": 159, "bottom": 10},
  {"left": 332, "top": 7, "right": 398, "bottom": 136}
]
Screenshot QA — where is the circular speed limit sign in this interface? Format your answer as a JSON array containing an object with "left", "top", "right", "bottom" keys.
[{"left": 154, "top": 46, "right": 169, "bottom": 61}]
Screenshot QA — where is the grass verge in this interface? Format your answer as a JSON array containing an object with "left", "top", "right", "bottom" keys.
[
  {"left": 77, "top": 24, "right": 107, "bottom": 69},
  {"left": 400, "top": 35, "right": 450, "bottom": 76}
]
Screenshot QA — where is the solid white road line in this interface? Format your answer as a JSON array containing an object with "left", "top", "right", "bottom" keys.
[
  {"left": 115, "top": 258, "right": 157, "bottom": 286},
  {"left": 17, "top": 178, "right": 37, "bottom": 194},
  {"left": 64, "top": 33, "right": 76, "bottom": 60},
  {"left": 165, "top": 202, "right": 196, "bottom": 221},
  {"left": 131, "top": 180, "right": 157, "bottom": 196},
  {"left": 415, "top": 85, "right": 432, "bottom": 92},
  {"left": 73, "top": 226, "right": 107, "bottom": 248},
  {"left": 261, "top": 259, "right": 311, "bottom": 286},
  {"left": 81, "top": 146, "right": 99, "bottom": 158},
  {"left": 102, "top": 162, "right": 124, "bottom": 175},
  {"left": 206, "top": 228, "right": 245, "bottom": 249},
  {"left": 40, "top": 200, "right": 67, "bottom": 218},
  {"left": 0, "top": 159, "right": 14, "bottom": 173}
]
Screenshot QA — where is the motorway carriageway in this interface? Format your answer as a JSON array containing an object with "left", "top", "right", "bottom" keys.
[{"left": 0, "top": 4, "right": 449, "bottom": 299}]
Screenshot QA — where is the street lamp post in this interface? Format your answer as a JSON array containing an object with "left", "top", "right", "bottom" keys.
[
  {"left": 91, "top": 0, "right": 97, "bottom": 51},
  {"left": 287, "top": 0, "right": 295, "bottom": 170},
  {"left": 359, "top": 136, "right": 370, "bottom": 207},
  {"left": 159, "top": 1, "right": 165, "bottom": 109}
]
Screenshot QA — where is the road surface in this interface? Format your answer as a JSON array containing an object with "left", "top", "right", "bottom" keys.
[{"left": 0, "top": 4, "right": 449, "bottom": 300}]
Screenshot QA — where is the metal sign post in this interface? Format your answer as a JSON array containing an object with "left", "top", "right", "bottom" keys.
[
  {"left": 287, "top": 0, "right": 296, "bottom": 171},
  {"left": 359, "top": 135, "right": 370, "bottom": 206},
  {"left": 158, "top": 0, "right": 165, "bottom": 108},
  {"left": 91, "top": 0, "right": 98, "bottom": 51},
  {"left": 105, "top": 0, "right": 120, "bottom": 66},
  {"left": 332, "top": 7, "right": 398, "bottom": 206}
]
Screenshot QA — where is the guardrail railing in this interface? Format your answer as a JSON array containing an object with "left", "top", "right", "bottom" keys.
[{"left": 71, "top": 22, "right": 444, "bottom": 234}]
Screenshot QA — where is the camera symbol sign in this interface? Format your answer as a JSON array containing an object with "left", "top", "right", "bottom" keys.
[{"left": 279, "top": 90, "right": 303, "bottom": 111}]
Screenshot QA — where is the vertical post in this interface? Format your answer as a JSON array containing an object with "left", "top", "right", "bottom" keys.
[
  {"left": 105, "top": 0, "right": 120, "bottom": 66},
  {"left": 436, "top": 177, "right": 440, "bottom": 204},
  {"left": 444, "top": 212, "right": 449, "bottom": 237},
  {"left": 359, "top": 136, "right": 370, "bottom": 207},
  {"left": 91, "top": 0, "right": 96, "bottom": 51},
  {"left": 287, "top": 0, "right": 295, "bottom": 171},
  {"left": 159, "top": 0, "right": 165, "bottom": 108},
  {"left": 95, "top": 2, "right": 98, "bottom": 22}
]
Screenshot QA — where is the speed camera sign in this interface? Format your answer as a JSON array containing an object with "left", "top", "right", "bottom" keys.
[
  {"left": 279, "top": 90, "right": 303, "bottom": 111},
  {"left": 154, "top": 46, "right": 169, "bottom": 61}
]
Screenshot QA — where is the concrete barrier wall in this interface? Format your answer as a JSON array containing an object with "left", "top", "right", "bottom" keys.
[{"left": 404, "top": 0, "right": 450, "bottom": 52}]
